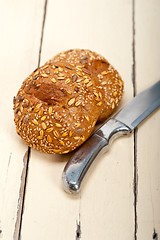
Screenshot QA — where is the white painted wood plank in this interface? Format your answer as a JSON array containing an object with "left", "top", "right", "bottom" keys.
[
  {"left": 21, "top": 0, "right": 134, "bottom": 239},
  {"left": 135, "top": 0, "right": 160, "bottom": 239},
  {"left": 0, "top": 1, "right": 44, "bottom": 239}
]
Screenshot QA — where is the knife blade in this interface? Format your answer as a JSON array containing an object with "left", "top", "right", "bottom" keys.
[{"left": 62, "top": 81, "right": 160, "bottom": 194}]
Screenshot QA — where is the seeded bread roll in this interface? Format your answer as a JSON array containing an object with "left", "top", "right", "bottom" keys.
[
  {"left": 13, "top": 49, "right": 124, "bottom": 154},
  {"left": 53, "top": 49, "right": 124, "bottom": 122},
  {"left": 13, "top": 60, "right": 103, "bottom": 154}
]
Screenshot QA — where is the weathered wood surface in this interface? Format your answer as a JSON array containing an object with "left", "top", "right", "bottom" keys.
[
  {"left": 0, "top": 1, "right": 45, "bottom": 239},
  {"left": 21, "top": 0, "right": 134, "bottom": 239},
  {"left": 135, "top": 0, "right": 160, "bottom": 239},
  {"left": 0, "top": 0, "right": 159, "bottom": 239}
]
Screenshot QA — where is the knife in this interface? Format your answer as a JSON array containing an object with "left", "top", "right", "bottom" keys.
[{"left": 62, "top": 81, "right": 160, "bottom": 194}]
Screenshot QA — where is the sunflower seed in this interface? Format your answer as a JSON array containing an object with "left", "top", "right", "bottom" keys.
[
  {"left": 54, "top": 149, "right": 60, "bottom": 153},
  {"left": 75, "top": 100, "right": 81, "bottom": 106},
  {"left": 59, "top": 140, "right": 64, "bottom": 145},
  {"left": 65, "top": 65, "right": 73, "bottom": 70},
  {"left": 65, "top": 78, "right": 71, "bottom": 84},
  {"left": 69, "top": 131, "right": 72, "bottom": 137},
  {"left": 72, "top": 75, "right": 78, "bottom": 82},
  {"left": 32, "top": 119, "right": 38, "bottom": 125},
  {"left": 37, "top": 136, "right": 43, "bottom": 140},
  {"left": 111, "top": 102, "right": 115, "bottom": 109},
  {"left": 74, "top": 136, "right": 80, "bottom": 140},
  {"left": 68, "top": 98, "right": 75, "bottom": 106},
  {"left": 101, "top": 71, "right": 108, "bottom": 75},
  {"left": 48, "top": 106, "right": 53, "bottom": 114},
  {"left": 55, "top": 123, "right": 62, "bottom": 128},
  {"left": 62, "top": 132, "right": 68, "bottom": 137},
  {"left": 54, "top": 130, "right": 59, "bottom": 137},
  {"left": 84, "top": 78, "right": 89, "bottom": 84},
  {"left": 40, "top": 130, "right": 44, "bottom": 137},
  {"left": 63, "top": 150, "right": 69, "bottom": 154},
  {"left": 47, "top": 135, "right": 52, "bottom": 143},
  {"left": 82, "top": 69, "right": 91, "bottom": 75},
  {"left": 51, "top": 78, "right": 56, "bottom": 83},
  {"left": 38, "top": 109, "right": 43, "bottom": 115},
  {"left": 85, "top": 115, "right": 90, "bottom": 121},
  {"left": 42, "top": 122, "right": 47, "bottom": 129},
  {"left": 86, "top": 81, "right": 93, "bottom": 87},
  {"left": 97, "top": 101, "right": 102, "bottom": 106},
  {"left": 41, "top": 73, "right": 48, "bottom": 77}
]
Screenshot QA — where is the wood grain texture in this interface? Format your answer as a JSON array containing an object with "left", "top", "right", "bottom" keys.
[
  {"left": 20, "top": 0, "right": 134, "bottom": 239},
  {"left": 135, "top": 0, "right": 160, "bottom": 239},
  {"left": 0, "top": 0, "right": 159, "bottom": 239},
  {"left": 0, "top": 1, "right": 44, "bottom": 239}
]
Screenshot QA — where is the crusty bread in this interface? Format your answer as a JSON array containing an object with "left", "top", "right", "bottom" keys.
[
  {"left": 52, "top": 49, "right": 124, "bottom": 122},
  {"left": 13, "top": 49, "right": 124, "bottom": 154}
]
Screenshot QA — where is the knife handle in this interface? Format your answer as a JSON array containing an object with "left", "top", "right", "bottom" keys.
[{"left": 62, "top": 119, "right": 131, "bottom": 194}]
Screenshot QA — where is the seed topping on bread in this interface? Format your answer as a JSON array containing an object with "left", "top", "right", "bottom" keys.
[{"left": 13, "top": 49, "right": 124, "bottom": 154}]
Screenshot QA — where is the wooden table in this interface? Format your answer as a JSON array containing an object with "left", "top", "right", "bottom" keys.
[{"left": 0, "top": 0, "right": 160, "bottom": 239}]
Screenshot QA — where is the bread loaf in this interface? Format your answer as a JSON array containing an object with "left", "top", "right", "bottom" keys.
[
  {"left": 53, "top": 49, "right": 124, "bottom": 122},
  {"left": 13, "top": 49, "right": 124, "bottom": 154}
]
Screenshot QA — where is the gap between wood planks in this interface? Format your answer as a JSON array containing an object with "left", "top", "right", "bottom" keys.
[
  {"left": 76, "top": 193, "right": 82, "bottom": 240},
  {"left": 13, "top": 149, "right": 30, "bottom": 240},
  {"left": 13, "top": 0, "right": 48, "bottom": 239},
  {"left": 132, "top": 0, "right": 138, "bottom": 240},
  {"left": 153, "top": 229, "right": 158, "bottom": 240},
  {"left": 76, "top": 217, "right": 81, "bottom": 240},
  {"left": 132, "top": 2, "right": 159, "bottom": 239}
]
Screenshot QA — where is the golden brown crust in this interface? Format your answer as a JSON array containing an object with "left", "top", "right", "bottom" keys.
[
  {"left": 52, "top": 49, "right": 124, "bottom": 122},
  {"left": 13, "top": 49, "right": 124, "bottom": 154},
  {"left": 13, "top": 58, "right": 103, "bottom": 154}
]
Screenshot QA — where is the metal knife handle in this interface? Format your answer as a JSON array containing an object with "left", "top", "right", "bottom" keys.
[{"left": 62, "top": 119, "right": 131, "bottom": 194}]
